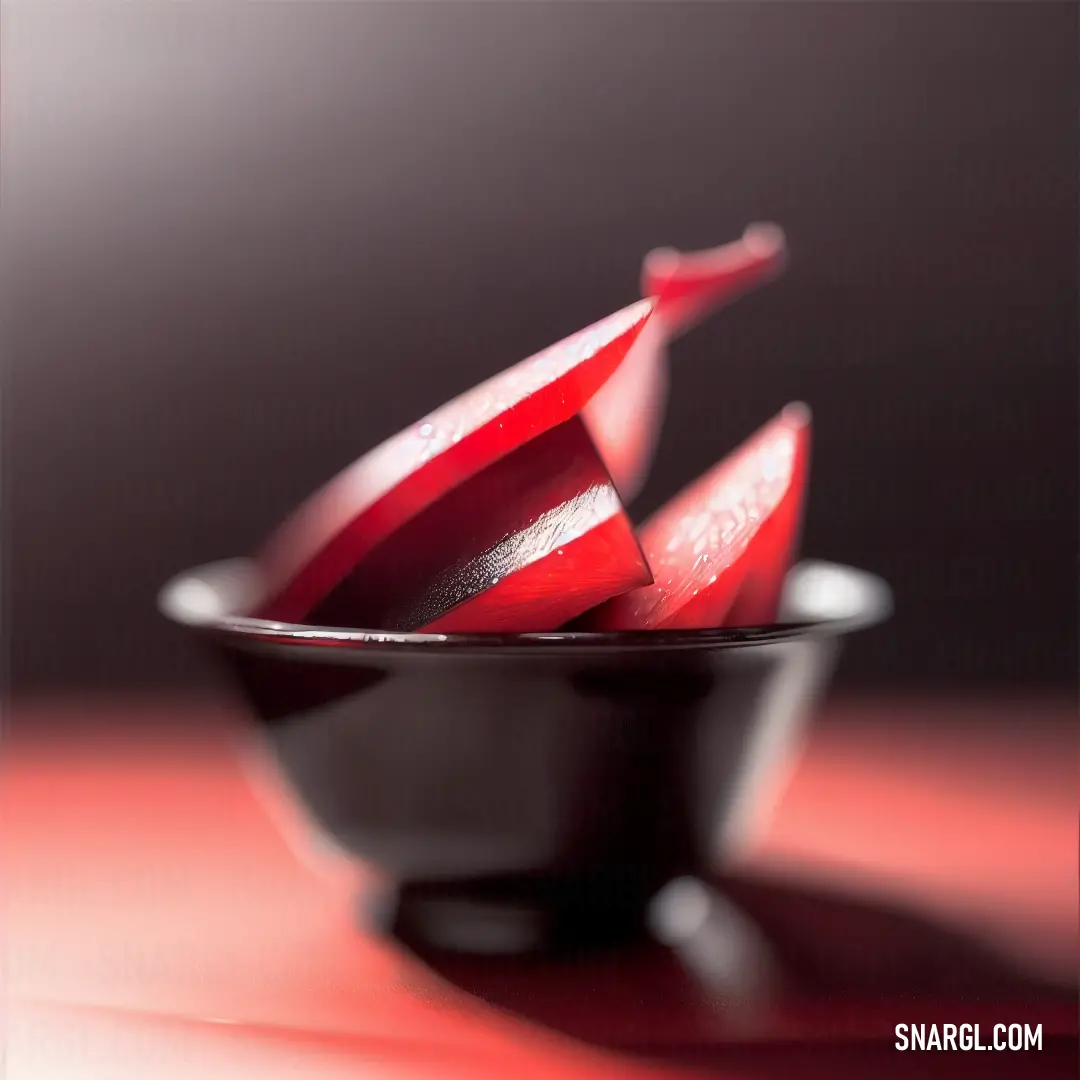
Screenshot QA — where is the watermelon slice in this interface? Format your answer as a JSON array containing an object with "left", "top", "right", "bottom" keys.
[
  {"left": 583, "top": 225, "right": 788, "bottom": 503},
  {"left": 308, "top": 415, "right": 652, "bottom": 633},
  {"left": 581, "top": 404, "right": 810, "bottom": 631},
  {"left": 254, "top": 299, "right": 655, "bottom": 622}
]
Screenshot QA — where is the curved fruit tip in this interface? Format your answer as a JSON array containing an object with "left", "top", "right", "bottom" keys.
[
  {"left": 582, "top": 229, "right": 789, "bottom": 504},
  {"left": 741, "top": 222, "right": 788, "bottom": 262},
  {"left": 641, "top": 224, "right": 789, "bottom": 341}
]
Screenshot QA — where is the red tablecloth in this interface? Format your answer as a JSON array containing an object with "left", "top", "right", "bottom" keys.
[{"left": 3, "top": 698, "right": 1077, "bottom": 1078}]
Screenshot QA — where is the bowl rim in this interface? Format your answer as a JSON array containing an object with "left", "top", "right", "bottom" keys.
[{"left": 158, "top": 558, "right": 892, "bottom": 658}]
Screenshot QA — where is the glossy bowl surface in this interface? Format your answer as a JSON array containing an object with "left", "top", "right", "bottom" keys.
[{"left": 161, "top": 559, "right": 891, "bottom": 955}]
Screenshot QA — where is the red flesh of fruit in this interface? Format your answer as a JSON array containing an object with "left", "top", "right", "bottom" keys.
[
  {"left": 582, "top": 225, "right": 788, "bottom": 503},
  {"left": 307, "top": 415, "right": 651, "bottom": 633},
  {"left": 582, "top": 404, "right": 811, "bottom": 631},
  {"left": 254, "top": 299, "right": 655, "bottom": 622}
]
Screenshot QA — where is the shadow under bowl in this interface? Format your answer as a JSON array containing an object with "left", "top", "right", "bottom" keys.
[{"left": 160, "top": 559, "right": 891, "bottom": 957}]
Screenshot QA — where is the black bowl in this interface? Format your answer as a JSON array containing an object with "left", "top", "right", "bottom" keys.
[{"left": 160, "top": 559, "right": 890, "bottom": 957}]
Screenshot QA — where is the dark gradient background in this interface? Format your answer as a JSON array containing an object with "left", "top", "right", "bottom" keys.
[{"left": 3, "top": 1, "right": 1077, "bottom": 695}]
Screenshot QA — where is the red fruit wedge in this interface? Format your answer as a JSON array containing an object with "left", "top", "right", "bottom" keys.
[
  {"left": 582, "top": 404, "right": 810, "bottom": 631},
  {"left": 582, "top": 225, "right": 788, "bottom": 503},
  {"left": 307, "top": 415, "right": 651, "bottom": 633},
  {"left": 254, "top": 299, "right": 655, "bottom": 622}
]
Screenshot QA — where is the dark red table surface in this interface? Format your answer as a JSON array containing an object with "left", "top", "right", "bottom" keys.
[{"left": 3, "top": 696, "right": 1077, "bottom": 1078}]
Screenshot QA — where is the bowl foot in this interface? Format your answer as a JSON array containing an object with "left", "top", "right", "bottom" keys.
[{"left": 361, "top": 876, "right": 653, "bottom": 958}]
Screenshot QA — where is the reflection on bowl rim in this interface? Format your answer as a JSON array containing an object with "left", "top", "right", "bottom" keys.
[{"left": 159, "top": 558, "right": 892, "bottom": 659}]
